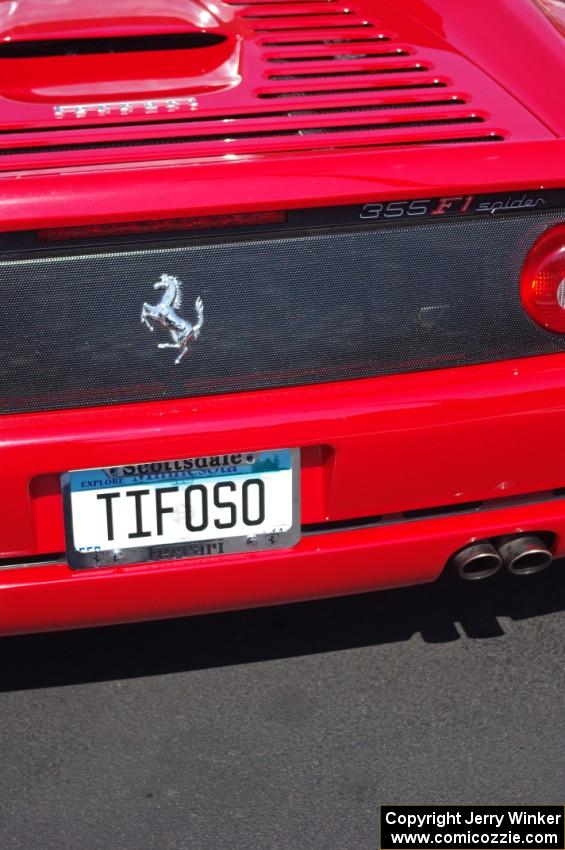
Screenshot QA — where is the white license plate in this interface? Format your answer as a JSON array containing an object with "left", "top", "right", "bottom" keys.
[{"left": 62, "top": 448, "right": 300, "bottom": 569}]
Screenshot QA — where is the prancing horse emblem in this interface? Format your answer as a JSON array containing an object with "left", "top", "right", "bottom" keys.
[{"left": 141, "top": 274, "right": 204, "bottom": 365}]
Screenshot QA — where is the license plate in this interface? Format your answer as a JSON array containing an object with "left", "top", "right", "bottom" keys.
[{"left": 62, "top": 448, "right": 300, "bottom": 569}]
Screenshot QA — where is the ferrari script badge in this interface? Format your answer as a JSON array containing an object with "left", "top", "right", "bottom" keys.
[{"left": 141, "top": 274, "right": 204, "bottom": 365}]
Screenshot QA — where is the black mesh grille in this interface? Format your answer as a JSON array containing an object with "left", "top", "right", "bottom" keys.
[{"left": 2, "top": 210, "right": 565, "bottom": 415}]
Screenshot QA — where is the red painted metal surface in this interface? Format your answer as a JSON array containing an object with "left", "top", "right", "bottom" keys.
[
  {"left": 402, "top": 0, "right": 565, "bottom": 135},
  {"left": 0, "top": 138, "right": 563, "bottom": 234},
  {"left": 533, "top": 0, "right": 565, "bottom": 38},
  {"left": 2, "top": 0, "right": 565, "bottom": 632}
]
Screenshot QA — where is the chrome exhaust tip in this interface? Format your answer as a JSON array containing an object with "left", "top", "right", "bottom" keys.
[
  {"left": 452, "top": 542, "right": 503, "bottom": 581},
  {"left": 497, "top": 535, "right": 553, "bottom": 576}
]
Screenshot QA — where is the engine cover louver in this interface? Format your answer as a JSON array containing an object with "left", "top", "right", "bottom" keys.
[
  {"left": 0, "top": 0, "right": 550, "bottom": 170},
  {"left": 2, "top": 210, "right": 565, "bottom": 415}
]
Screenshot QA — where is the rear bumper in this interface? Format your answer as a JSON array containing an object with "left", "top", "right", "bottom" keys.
[
  {"left": 4, "top": 352, "right": 565, "bottom": 635},
  {"left": 4, "top": 500, "right": 565, "bottom": 636}
]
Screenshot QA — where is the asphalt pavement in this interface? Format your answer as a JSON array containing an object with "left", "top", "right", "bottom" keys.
[{"left": 2, "top": 564, "right": 565, "bottom": 850}]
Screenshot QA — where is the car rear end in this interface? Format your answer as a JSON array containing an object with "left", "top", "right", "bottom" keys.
[{"left": 2, "top": 0, "right": 565, "bottom": 634}]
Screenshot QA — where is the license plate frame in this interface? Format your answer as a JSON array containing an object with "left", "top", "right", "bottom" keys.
[{"left": 62, "top": 448, "right": 300, "bottom": 570}]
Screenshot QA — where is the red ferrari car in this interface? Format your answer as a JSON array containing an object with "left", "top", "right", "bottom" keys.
[{"left": 2, "top": 0, "right": 565, "bottom": 634}]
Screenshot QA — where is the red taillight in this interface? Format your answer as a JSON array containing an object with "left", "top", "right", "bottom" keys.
[{"left": 521, "top": 224, "right": 565, "bottom": 333}]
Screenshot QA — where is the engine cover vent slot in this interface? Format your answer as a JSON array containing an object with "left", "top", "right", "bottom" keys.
[
  {"left": 0, "top": 115, "right": 495, "bottom": 164},
  {"left": 242, "top": 9, "right": 354, "bottom": 19},
  {"left": 268, "top": 64, "right": 427, "bottom": 80},
  {"left": 256, "top": 79, "right": 448, "bottom": 98},
  {"left": 0, "top": 94, "right": 468, "bottom": 135},
  {"left": 261, "top": 36, "right": 390, "bottom": 46},
  {"left": 253, "top": 22, "right": 373, "bottom": 31},
  {"left": 0, "top": 32, "right": 227, "bottom": 59},
  {"left": 267, "top": 49, "right": 411, "bottom": 62}
]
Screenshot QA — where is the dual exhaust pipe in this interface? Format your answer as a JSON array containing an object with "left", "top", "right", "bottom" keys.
[{"left": 453, "top": 535, "right": 553, "bottom": 581}]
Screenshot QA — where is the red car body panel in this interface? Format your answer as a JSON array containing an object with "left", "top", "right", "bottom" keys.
[{"left": 2, "top": 0, "right": 565, "bottom": 633}]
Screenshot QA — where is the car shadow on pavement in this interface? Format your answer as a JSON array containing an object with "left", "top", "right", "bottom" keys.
[{"left": 1, "top": 560, "right": 565, "bottom": 692}]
